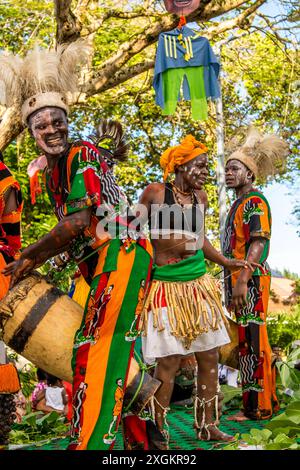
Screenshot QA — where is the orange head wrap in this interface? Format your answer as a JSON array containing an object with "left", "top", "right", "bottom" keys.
[{"left": 160, "top": 135, "right": 208, "bottom": 181}]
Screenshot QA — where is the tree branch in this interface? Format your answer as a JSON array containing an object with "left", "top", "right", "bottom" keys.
[
  {"left": 0, "top": 0, "right": 269, "bottom": 150},
  {"left": 85, "top": 0, "right": 265, "bottom": 97},
  {"left": 86, "top": 60, "right": 155, "bottom": 95},
  {"left": 54, "top": 0, "right": 82, "bottom": 44},
  {"left": 0, "top": 107, "right": 24, "bottom": 152},
  {"left": 87, "top": 0, "right": 267, "bottom": 94}
]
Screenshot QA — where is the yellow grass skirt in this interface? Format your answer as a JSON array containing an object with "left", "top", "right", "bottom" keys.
[{"left": 140, "top": 274, "right": 229, "bottom": 349}]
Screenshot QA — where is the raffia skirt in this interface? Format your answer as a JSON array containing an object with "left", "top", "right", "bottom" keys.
[{"left": 140, "top": 274, "right": 230, "bottom": 363}]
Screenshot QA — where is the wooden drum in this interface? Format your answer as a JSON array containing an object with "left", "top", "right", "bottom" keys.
[{"left": 0, "top": 272, "right": 160, "bottom": 412}]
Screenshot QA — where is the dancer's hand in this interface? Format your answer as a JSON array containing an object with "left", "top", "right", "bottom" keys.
[
  {"left": 231, "top": 280, "right": 248, "bottom": 311},
  {"left": 224, "top": 258, "right": 260, "bottom": 272},
  {"left": 2, "top": 256, "right": 36, "bottom": 288}
]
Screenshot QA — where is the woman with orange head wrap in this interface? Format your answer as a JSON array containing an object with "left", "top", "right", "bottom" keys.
[
  {"left": 134, "top": 134, "right": 259, "bottom": 449},
  {"left": 160, "top": 135, "right": 208, "bottom": 181}
]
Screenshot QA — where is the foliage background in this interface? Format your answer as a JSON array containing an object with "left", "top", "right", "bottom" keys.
[{"left": 0, "top": 0, "right": 299, "bottom": 288}]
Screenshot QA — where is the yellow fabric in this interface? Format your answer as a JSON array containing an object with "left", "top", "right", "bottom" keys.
[
  {"left": 160, "top": 135, "right": 208, "bottom": 181},
  {"left": 72, "top": 275, "right": 90, "bottom": 308}
]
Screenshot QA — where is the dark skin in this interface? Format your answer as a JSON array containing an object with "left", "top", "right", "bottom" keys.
[
  {"left": 2, "top": 107, "right": 92, "bottom": 286},
  {"left": 3, "top": 187, "right": 18, "bottom": 214},
  {"left": 140, "top": 154, "right": 257, "bottom": 272},
  {"left": 225, "top": 159, "right": 266, "bottom": 312},
  {"left": 139, "top": 154, "right": 259, "bottom": 442}
]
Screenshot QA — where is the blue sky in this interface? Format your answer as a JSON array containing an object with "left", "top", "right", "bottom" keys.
[
  {"left": 249, "top": 1, "right": 300, "bottom": 276},
  {"left": 263, "top": 182, "right": 300, "bottom": 275}
]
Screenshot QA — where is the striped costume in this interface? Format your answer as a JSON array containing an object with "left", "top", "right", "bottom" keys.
[
  {"left": 45, "top": 141, "right": 153, "bottom": 450},
  {"left": 0, "top": 161, "right": 23, "bottom": 300},
  {"left": 223, "top": 190, "right": 278, "bottom": 420}
]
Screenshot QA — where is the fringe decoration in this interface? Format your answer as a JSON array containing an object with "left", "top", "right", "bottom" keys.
[
  {"left": 140, "top": 274, "right": 228, "bottom": 349},
  {"left": 0, "top": 363, "right": 21, "bottom": 394}
]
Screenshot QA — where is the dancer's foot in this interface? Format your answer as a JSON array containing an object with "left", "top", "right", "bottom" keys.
[
  {"left": 147, "top": 421, "right": 169, "bottom": 450},
  {"left": 226, "top": 411, "right": 249, "bottom": 422},
  {"left": 196, "top": 424, "right": 235, "bottom": 442}
]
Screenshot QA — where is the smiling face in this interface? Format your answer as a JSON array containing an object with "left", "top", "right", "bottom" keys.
[
  {"left": 177, "top": 153, "right": 209, "bottom": 190},
  {"left": 28, "top": 107, "right": 68, "bottom": 158},
  {"left": 163, "top": 0, "right": 201, "bottom": 15},
  {"left": 225, "top": 159, "right": 253, "bottom": 189}
]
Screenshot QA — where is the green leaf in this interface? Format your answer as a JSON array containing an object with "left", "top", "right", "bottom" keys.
[{"left": 273, "top": 433, "right": 294, "bottom": 444}]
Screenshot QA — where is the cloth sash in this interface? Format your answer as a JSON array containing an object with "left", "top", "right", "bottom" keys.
[{"left": 152, "top": 249, "right": 206, "bottom": 282}]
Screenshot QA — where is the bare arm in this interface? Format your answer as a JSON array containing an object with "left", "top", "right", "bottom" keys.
[
  {"left": 3, "top": 187, "right": 18, "bottom": 214},
  {"left": 203, "top": 237, "right": 230, "bottom": 267},
  {"left": 138, "top": 183, "right": 164, "bottom": 230},
  {"left": 231, "top": 238, "right": 266, "bottom": 311},
  {"left": 3, "top": 207, "right": 92, "bottom": 285},
  {"left": 203, "top": 236, "right": 260, "bottom": 272}
]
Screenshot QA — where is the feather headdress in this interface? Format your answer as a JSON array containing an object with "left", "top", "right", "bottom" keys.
[
  {"left": 226, "top": 126, "right": 289, "bottom": 180},
  {"left": 0, "top": 41, "right": 91, "bottom": 124},
  {"left": 91, "top": 119, "right": 130, "bottom": 165}
]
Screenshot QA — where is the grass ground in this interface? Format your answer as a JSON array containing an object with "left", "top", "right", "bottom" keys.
[{"left": 10, "top": 406, "right": 270, "bottom": 451}]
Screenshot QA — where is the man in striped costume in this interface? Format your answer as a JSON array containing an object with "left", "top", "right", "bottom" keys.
[
  {"left": 223, "top": 127, "right": 289, "bottom": 421},
  {"left": 0, "top": 152, "right": 23, "bottom": 301},
  {"left": 1, "top": 44, "right": 153, "bottom": 450}
]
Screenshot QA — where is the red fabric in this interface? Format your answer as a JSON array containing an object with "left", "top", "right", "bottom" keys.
[
  {"left": 178, "top": 16, "right": 187, "bottom": 29},
  {"left": 30, "top": 171, "right": 42, "bottom": 205},
  {"left": 122, "top": 415, "right": 149, "bottom": 450},
  {"left": 63, "top": 381, "right": 73, "bottom": 421}
]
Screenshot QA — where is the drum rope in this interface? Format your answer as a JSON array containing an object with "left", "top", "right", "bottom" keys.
[{"left": 122, "top": 351, "right": 152, "bottom": 413}]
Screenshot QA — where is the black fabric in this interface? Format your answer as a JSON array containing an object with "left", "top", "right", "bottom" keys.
[{"left": 148, "top": 183, "right": 199, "bottom": 234}]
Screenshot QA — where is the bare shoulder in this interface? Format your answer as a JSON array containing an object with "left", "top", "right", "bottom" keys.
[
  {"left": 139, "top": 182, "right": 165, "bottom": 204},
  {"left": 144, "top": 182, "right": 165, "bottom": 193},
  {"left": 195, "top": 189, "right": 208, "bottom": 208}
]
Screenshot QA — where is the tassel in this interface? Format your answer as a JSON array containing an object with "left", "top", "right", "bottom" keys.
[
  {"left": 139, "top": 274, "right": 226, "bottom": 348},
  {"left": 178, "top": 16, "right": 187, "bottom": 29},
  {"left": 0, "top": 363, "right": 21, "bottom": 394}
]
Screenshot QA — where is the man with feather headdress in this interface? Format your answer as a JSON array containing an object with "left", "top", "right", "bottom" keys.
[
  {"left": 223, "top": 127, "right": 289, "bottom": 421},
  {"left": 0, "top": 43, "right": 154, "bottom": 450}
]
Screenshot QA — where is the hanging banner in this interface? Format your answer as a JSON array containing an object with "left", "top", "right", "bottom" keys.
[{"left": 163, "top": 0, "right": 201, "bottom": 15}]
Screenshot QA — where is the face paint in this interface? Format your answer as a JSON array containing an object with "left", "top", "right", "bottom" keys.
[
  {"left": 225, "top": 159, "right": 252, "bottom": 189},
  {"left": 29, "top": 107, "right": 68, "bottom": 158},
  {"left": 182, "top": 154, "right": 209, "bottom": 190}
]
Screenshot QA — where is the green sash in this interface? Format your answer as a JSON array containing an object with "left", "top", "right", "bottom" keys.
[{"left": 152, "top": 250, "right": 206, "bottom": 282}]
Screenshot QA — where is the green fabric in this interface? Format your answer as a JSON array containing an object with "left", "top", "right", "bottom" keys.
[
  {"left": 162, "top": 66, "right": 208, "bottom": 120},
  {"left": 102, "top": 238, "right": 122, "bottom": 273},
  {"left": 66, "top": 158, "right": 101, "bottom": 215},
  {"left": 152, "top": 249, "right": 206, "bottom": 282},
  {"left": 247, "top": 191, "right": 272, "bottom": 277},
  {"left": 87, "top": 243, "right": 152, "bottom": 449}
]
